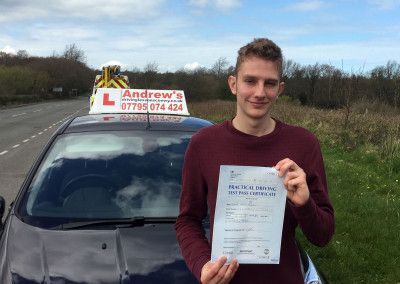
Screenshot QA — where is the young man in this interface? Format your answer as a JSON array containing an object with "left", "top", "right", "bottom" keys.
[{"left": 175, "top": 38, "right": 334, "bottom": 284}]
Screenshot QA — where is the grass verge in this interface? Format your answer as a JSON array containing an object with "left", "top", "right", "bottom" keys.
[{"left": 298, "top": 145, "right": 400, "bottom": 283}]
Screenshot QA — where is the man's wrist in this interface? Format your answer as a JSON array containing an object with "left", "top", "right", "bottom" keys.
[{"left": 194, "top": 255, "right": 212, "bottom": 282}]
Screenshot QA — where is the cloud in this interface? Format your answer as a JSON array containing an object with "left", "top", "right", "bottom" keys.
[
  {"left": 100, "top": 60, "right": 126, "bottom": 70},
  {"left": 368, "top": 0, "right": 400, "bottom": 10},
  {"left": 184, "top": 62, "right": 203, "bottom": 71},
  {"left": 188, "top": 0, "right": 209, "bottom": 8},
  {"left": 68, "top": 13, "right": 243, "bottom": 71},
  {"left": 0, "top": 4, "right": 47, "bottom": 23},
  {"left": 0, "top": 0, "right": 165, "bottom": 22},
  {"left": 188, "top": 0, "right": 240, "bottom": 11},
  {"left": 28, "top": 26, "right": 102, "bottom": 42},
  {"left": 286, "top": 0, "right": 324, "bottom": 11},
  {"left": 0, "top": 45, "right": 16, "bottom": 54},
  {"left": 1, "top": 8, "right": 194, "bottom": 68},
  {"left": 215, "top": 0, "right": 241, "bottom": 10},
  {"left": 57, "top": 0, "right": 165, "bottom": 20},
  {"left": 267, "top": 27, "right": 313, "bottom": 41}
]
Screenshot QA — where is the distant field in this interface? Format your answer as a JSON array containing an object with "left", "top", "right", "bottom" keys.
[{"left": 189, "top": 99, "right": 400, "bottom": 283}]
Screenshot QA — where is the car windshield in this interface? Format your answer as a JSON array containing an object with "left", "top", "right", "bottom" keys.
[{"left": 18, "top": 130, "right": 192, "bottom": 227}]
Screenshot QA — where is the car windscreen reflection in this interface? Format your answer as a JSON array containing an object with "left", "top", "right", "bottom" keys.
[{"left": 19, "top": 131, "right": 192, "bottom": 228}]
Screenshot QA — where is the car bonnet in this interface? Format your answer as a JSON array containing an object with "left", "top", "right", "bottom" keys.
[{"left": 0, "top": 215, "right": 197, "bottom": 284}]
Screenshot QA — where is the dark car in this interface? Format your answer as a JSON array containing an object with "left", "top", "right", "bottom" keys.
[{"left": 0, "top": 113, "right": 212, "bottom": 283}]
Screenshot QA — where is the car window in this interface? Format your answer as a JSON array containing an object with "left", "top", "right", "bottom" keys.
[{"left": 18, "top": 130, "right": 192, "bottom": 227}]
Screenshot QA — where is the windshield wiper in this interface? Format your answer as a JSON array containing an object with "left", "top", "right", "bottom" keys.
[{"left": 51, "top": 216, "right": 176, "bottom": 230}]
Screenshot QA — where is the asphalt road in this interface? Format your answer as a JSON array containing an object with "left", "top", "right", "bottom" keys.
[{"left": 0, "top": 97, "right": 89, "bottom": 214}]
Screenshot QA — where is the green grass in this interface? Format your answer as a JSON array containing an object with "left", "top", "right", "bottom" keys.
[{"left": 298, "top": 145, "right": 400, "bottom": 283}]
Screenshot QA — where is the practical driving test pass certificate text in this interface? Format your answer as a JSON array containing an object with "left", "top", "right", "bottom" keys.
[{"left": 211, "top": 165, "right": 287, "bottom": 264}]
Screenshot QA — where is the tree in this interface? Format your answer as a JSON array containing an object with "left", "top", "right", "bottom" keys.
[
  {"left": 16, "top": 50, "right": 29, "bottom": 59},
  {"left": 282, "top": 59, "right": 302, "bottom": 81},
  {"left": 304, "top": 63, "right": 323, "bottom": 105},
  {"left": 211, "top": 57, "right": 229, "bottom": 77},
  {"left": 62, "top": 43, "right": 86, "bottom": 63},
  {"left": 282, "top": 59, "right": 306, "bottom": 101},
  {"left": 370, "top": 60, "right": 400, "bottom": 106},
  {"left": 143, "top": 62, "right": 159, "bottom": 88},
  {"left": 143, "top": 62, "right": 159, "bottom": 73}
]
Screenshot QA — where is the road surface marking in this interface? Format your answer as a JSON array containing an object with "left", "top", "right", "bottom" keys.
[
  {"left": 23, "top": 139, "right": 30, "bottom": 143},
  {"left": 38, "top": 132, "right": 43, "bottom": 135},
  {"left": 0, "top": 150, "right": 8, "bottom": 155},
  {"left": 12, "top": 144, "right": 20, "bottom": 148},
  {"left": 31, "top": 135, "right": 36, "bottom": 138},
  {"left": 12, "top": 112, "right": 27, "bottom": 117}
]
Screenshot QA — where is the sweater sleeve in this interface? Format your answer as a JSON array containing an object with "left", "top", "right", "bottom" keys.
[
  {"left": 291, "top": 138, "right": 335, "bottom": 246},
  {"left": 175, "top": 135, "right": 211, "bottom": 282}
]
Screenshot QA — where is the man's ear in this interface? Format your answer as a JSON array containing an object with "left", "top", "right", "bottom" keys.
[
  {"left": 228, "top": 75, "right": 237, "bottom": 96},
  {"left": 278, "top": 81, "right": 285, "bottom": 96}
]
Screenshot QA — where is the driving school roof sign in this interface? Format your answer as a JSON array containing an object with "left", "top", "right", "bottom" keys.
[{"left": 89, "top": 88, "right": 190, "bottom": 115}]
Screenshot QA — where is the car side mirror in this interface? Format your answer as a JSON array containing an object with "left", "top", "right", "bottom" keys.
[{"left": 0, "top": 196, "right": 5, "bottom": 221}]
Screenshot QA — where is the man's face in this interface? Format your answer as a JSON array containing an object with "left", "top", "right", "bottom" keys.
[{"left": 228, "top": 56, "right": 284, "bottom": 121}]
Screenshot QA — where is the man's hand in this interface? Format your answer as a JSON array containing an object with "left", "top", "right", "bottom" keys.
[
  {"left": 275, "top": 158, "right": 310, "bottom": 206},
  {"left": 200, "top": 256, "right": 239, "bottom": 284}
]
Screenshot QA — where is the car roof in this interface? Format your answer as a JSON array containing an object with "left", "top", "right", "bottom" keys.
[{"left": 63, "top": 114, "right": 213, "bottom": 134}]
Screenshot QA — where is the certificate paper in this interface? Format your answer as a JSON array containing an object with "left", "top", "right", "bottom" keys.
[{"left": 211, "top": 165, "right": 287, "bottom": 264}]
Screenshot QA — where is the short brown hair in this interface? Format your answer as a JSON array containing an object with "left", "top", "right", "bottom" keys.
[{"left": 235, "top": 38, "right": 283, "bottom": 78}]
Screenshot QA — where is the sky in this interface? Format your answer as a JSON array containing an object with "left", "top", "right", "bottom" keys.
[{"left": 1, "top": 0, "right": 400, "bottom": 73}]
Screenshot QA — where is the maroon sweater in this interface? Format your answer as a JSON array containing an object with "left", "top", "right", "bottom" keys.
[{"left": 175, "top": 120, "right": 334, "bottom": 283}]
